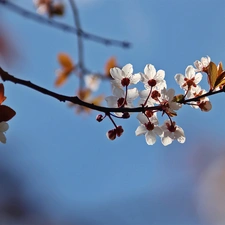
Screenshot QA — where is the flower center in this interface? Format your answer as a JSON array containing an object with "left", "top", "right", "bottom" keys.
[
  {"left": 166, "top": 122, "right": 176, "bottom": 132},
  {"left": 121, "top": 78, "right": 130, "bottom": 87},
  {"left": 183, "top": 78, "right": 196, "bottom": 89},
  {"left": 148, "top": 79, "right": 157, "bottom": 87},
  {"left": 145, "top": 122, "right": 154, "bottom": 131}
]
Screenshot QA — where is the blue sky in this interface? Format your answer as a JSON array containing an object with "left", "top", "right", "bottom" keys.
[{"left": 1, "top": 0, "right": 225, "bottom": 224}]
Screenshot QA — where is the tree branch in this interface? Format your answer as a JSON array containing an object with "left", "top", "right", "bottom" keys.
[
  {"left": 0, "top": 67, "right": 157, "bottom": 113},
  {"left": 0, "top": 0, "right": 131, "bottom": 48},
  {"left": 0, "top": 67, "right": 222, "bottom": 114}
]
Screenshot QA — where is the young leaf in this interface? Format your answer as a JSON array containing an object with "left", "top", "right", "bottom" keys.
[
  {"left": 58, "top": 53, "right": 74, "bottom": 69},
  {"left": 0, "top": 105, "right": 16, "bottom": 122},
  {"left": 217, "top": 62, "right": 224, "bottom": 76},
  {"left": 208, "top": 62, "right": 218, "bottom": 89},
  {"left": 55, "top": 70, "right": 70, "bottom": 87},
  {"left": 214, "top": 71, "right": 225, "bottom": 89},
  {"left": 105, "top": 57, "right": 117, "bottom": 77},
  {"left": 55, "top": 53, "right": 75, "bottom": 87}
]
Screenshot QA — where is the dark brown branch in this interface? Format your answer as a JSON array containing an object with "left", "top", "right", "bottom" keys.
[
  {"left": 180, "top": 89, "right": 224, "bottom": 104},
  {"left": 0, "top": 67, "right": 158, "bottom": 113},
  {"left": 0, "top": 68, "right": 223, "bottom": 114},
  {"left": 0, "top": 0, "right": 131, "bottom": 48}
]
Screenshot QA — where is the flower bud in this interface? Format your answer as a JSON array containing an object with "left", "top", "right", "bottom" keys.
[
  {"left": 122, "top": 112, "right": 130, "bottom": 119},
  {"left": 116, "top": 126, "right": 124, "bottom": 137},
  {"left": 106, "top": 129, "right": 116, "bottom": 140},
  {"left": 199, "top": 101, "right": 212, "bottom": 112},
  {"left": 96, "top": 114, "right": 104, "bottom": 122}
]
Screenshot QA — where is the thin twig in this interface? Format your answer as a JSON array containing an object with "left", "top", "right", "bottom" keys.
[{"left": 0, "top": 0, "right": 131, "bottom": 48}]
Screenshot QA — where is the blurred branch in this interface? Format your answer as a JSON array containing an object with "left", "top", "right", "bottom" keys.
[
  {"left": 0, "top": 0, "right": 131, "bottom": 48},
  {"left": 68, "top": 0, "right": 84, "bottom": 88}
]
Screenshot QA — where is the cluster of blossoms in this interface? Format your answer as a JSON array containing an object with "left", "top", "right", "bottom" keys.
[{"left": 97, "top": 56, "right": 218, "bottom": 146}]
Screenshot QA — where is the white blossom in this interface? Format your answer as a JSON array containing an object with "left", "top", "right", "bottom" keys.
[
  {"left": 160, "top": 120, "right": 185, "bottom": 146},
  {"left": 110, "top": 64, "right": 141, "bottom": 89},
  {"left": 105, "top": 87, "right": 139, "bottom": 116},
  {"left": 135, "top": 113, "right": 162, "bottom": 145},
  {"left": 175, "top": 65, "right": 202, "bottom": 91},
  {"left": 140, "top": 64, "right": 166, "bottom": 90},
  {"left": 187, "top": 86, "right": 212, "bottom": 112},
  {"left": 159, "top": 88, "right": 182, "bottom": 115},
  {"left": 194, "top": 56, "right": 211, "bottom": 72},
  {"left": 138, "top": 89, "right": 155, "bottom": 106}
]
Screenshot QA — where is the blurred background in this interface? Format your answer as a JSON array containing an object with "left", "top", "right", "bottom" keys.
[{"left": 1, "top": 0, "right": 225, "bottom": 224}]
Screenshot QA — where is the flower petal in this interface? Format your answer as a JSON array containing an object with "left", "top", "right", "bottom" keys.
[
  {"left": 137, "top": 113, "right": 148, "bottom": 124},
  {"left": 166, "top": 88, "right": 175, "bottom": 101},
  {"left": 135, "top": 125, "right": 147, "bottom": 136},
  {"left": 112, "top": 86, "right": 124, "bottom": 97},
  {"left": 111, "top": 80, "right": 122, "bottom": 89},
  {"left": 155, "top": 70, "right": 165, "bottom": 80},
  {"left": 0, "top": 122, "right": 8, "bottom": 132},
  {"left": 185, "top": 65, "right": 195, "bottom": 79},
  {"left": 201, "top": 56, "right": 210, "bottom": 67},
  {"left": 145, "top": 131, "right": 156, "bottom": 145},
  {"left": 139, "top": 89, "right": 149, "bottom": 98},
  {"left": 127, "top": 88, "right": 139, "bottom": 100},
  {"left": 194, "top": 72, "right": 203, "bottom": 84},
  {"left": 154, "top": 126, "right": 163, "bottom": 136},
  {"left": 174, "top": 127, "right": 186, "bottom": 143},
  {"left": 131, "top": 73, "right": 141, "bottom": 84},
  {"left": 161, "top": 135, "right": 173, "bottom": 146},
  {"left": 110, "top": 67, "right": 123, "bottom": 80},
  {"left": 0, "top": 132, "right": 6, "bottom": 143},
  {"left": 144, "top": 64, "right": 156, "bottom": 79},
  {"left": 174, "top": 74, "right": 185, "bottom": 86},
  {"left": 122, "top": 64, "right": 133, "bottom": 77}
]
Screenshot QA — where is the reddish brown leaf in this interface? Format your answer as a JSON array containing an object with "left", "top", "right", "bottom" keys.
[
  {"left": 0, "top": 83, "right": 6, "bottom": 104},
  {"left": 0, "top": 105, "right": 16, "bottom": 122}
]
